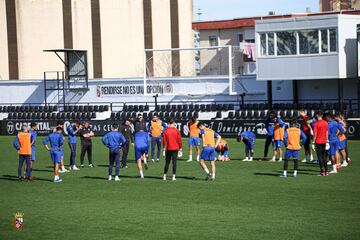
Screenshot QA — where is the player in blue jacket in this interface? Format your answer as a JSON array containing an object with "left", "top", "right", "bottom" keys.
[
  {"left": 102, "top": 123, "right": 126, "bottom": 181},
  {"left": 237, "top": 131, "right": 256, "bottom": 161},
  {"left": 43, "top": 127, "right": 65, "bottom": 183},
  {"left": 263, "top": 111, "right": 276, "bottom": 160},
  {"left": 134, "top": 130, "right": 150, "bottom": 179},
  {"left": 29, "top": 122, "right": 37, "bottom": 171},
  {"left": 326, "top": 114, "right": 344, "bottom": 174},
  {"left": 67, "top": 120, "right": 81, "bottom": 171}
]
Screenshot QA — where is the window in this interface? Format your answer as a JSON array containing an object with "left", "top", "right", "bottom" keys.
[
  {"left": 321, "top": 29, "right": 328, "bottom": 53},
  {"left": 245, "top": 39, "right": 255, "bottom": 43},
  {"left": 259, "top": 33, "right": 274, "bottom": 56},
  {"left": 238, "top": 34, "right": 244, "bottom": 43},
  {"left": 260, "top": 34, "right": 266, "bottom": 56},
  {"left": 209, "top": 35, "right": 218, "bottom": 47},
  {"left": 268, "top": 33, "right": 275, "bottom": 55},
  {"left": 258, "top": 28, "right": 337, "bottom": 57},
  {"left": 277, "top": 31, "right": 296, "bottom": 55},
  {"left": 329, "top": 29, "right": 337, "bottom": 52},
  {"left": 299, "top": 30, "right": 319, "bottom": 54}
]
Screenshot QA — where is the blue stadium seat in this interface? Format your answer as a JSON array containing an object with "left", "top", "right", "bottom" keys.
[
  {"left": 181, "top": 111, "right": 187, "bottom": 120},
  {"left": 194, "top": 104, "right": 200, "bottom": 111},
  {"left": 227, "top": 112, "right": 234, "bottom": 119},
  {"left": 215, "top": 111, "right": 222, "bottom": 119},
  {"left": 186, "top": 111, "right": 193, "bottom": 119},
  {"left": 148, "top": 112, "right": 153, "bottom": 120},
  {"left": 259, "top": 103, "right": 266, "bottom": 110},
  {"left": 260, "top": 110, "right": 267, "bottom": 119},
  {"left": 143, "top": 112, "right": 148, "bottom": 120},
  {"left": 240, "top": 110, "right": 247, "bottom": 119},
  {"left": 247, "top": 111, "right": 254, "bottom": 119}
]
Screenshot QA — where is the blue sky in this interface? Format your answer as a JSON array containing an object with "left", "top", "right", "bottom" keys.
[{"left": 194, "top": 0, "right": 319, "bottom": 21}]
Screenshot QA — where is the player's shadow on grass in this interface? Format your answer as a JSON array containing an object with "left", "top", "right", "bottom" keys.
[
  {"left": 96, "top": 165, "right": 110, "bottom": 168},
  {"left": 0, "top": 175, "right": 53, "bottom": 182},
  {"left": 298, "top": 168, "right": 320, "bottom": 172},
  {"left": 254, "top": 170, "right": 313, "bottom": 177},
  {"left": 32, "top": 169, "right": 53, "bottom": 173},
  {"left": 81, "top": 175, "right": 197, "bottom": 181}
]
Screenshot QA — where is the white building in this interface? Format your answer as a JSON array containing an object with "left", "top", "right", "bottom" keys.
[
  {"left": 193, "top": 10, "right": 360, "bottom": 110},
  {"left": 256, "top": 14, "right": 360, "bottom": 80}
]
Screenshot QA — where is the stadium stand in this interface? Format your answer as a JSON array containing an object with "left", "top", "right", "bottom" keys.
[
  {"left": 0, "top": 104, "right": 109, "bottom": 121},
  {"left": 0, "top": 101, "right": 353, "bottom": 122}
]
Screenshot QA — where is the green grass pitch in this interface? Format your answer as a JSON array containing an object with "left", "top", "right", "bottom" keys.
[{"left": 0, "top": 136, "right": 359, "bottom": 240}]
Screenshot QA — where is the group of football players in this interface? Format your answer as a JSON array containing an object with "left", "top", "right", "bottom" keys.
[{"left": 12, "top": 109, "right": 351, "bottom": 182}]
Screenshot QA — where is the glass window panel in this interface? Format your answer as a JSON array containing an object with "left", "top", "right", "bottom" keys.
[
  {"left": 268, "top": 33, "right": 275, "bottom": 55},
  {"left": 329, "top": 29, "right": 337, "bottom": 52},
  {"left": 299, "top": 30, "right": 319, "bottom": 54},
  {"left": 209, "top": 36, "right": 218, "bottom": 47},
  {"left": 321, "top": 29, "right": 328, "bottom": 53},
  {"left": 238, "top": 34, "right": 244, "bottom": 43},
  {"left": 260, "top": 33, "right": 266, "bottom": 56},
  {"left": 276, "top": 31, "right": 296, "bottom": 55}
]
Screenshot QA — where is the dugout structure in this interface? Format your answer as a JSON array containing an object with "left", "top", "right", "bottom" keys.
[{"left": 43, "top": 49, "right": 89, "bottom": 107}]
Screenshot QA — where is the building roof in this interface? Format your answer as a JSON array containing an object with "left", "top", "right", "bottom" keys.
[{"left": 192, "top": 9, "right": 360, "bottom": 30}]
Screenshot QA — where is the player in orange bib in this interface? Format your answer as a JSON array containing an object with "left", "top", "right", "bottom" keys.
[
  {"left": 187, "top": 117, "right": 201, "bottom": 162},
  {"left": 147, "top": 114, "right": 167, "bottom": 162},
  {"left": 13, "top": 124, "right": 34, "bottom": 181},
  {"left": 280, "top": 119, "right": 307, "bottom": 178},
  {"left": 215, "top": 139, "right": 229, "bottom": 161},
  {"left": 197, "top": 122, "right": 221, "bottom": 181},
  {"left": 270, "top": 116, "right": 285, "bottom": 162}
]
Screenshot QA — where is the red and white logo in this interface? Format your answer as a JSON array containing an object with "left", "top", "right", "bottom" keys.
[{"left": 13, "top": 212, "right": 24, "bottom": 230}]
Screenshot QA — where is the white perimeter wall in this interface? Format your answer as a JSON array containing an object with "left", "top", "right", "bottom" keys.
[{"left": 0, "top": 77, "right": 355, "bottom": 106}]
